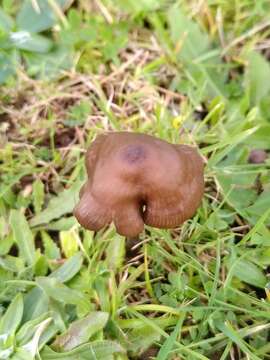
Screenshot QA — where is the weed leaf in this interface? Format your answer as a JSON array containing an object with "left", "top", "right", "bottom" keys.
[
  {"left": 53, "top": 312, "right": 109, "bottom": 351},
  {"left": 10, "top": 210, "right": 36, "bottom": 266}
]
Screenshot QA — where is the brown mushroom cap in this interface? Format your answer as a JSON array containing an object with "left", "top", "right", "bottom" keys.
[{"left": 74, "top": 132, "right": 204, "bottom": 237}]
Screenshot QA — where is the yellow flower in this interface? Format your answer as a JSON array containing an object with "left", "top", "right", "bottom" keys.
[{"left": 172, "top": 116, "right": 183, "bottom": 129}]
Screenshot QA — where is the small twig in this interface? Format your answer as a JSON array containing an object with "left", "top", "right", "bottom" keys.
[
  {"left": 95, "top": 0, "right": 113, "bottom": 24},
  {"left": 231, "top": 225, "right": 251, "bottom": 232},
  {"left": 47, "top": 0, "right": 69, "bottom": 28},
  {"left": 222, "top": 20, "right": 270, "bottom": 55}
]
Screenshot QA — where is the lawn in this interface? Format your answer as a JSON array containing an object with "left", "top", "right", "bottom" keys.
[{"left": 0, "top": 0, "right": 270, "bottom": 359}]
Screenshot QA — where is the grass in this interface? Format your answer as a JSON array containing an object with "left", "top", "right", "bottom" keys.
[{"left": 0, "top": 0, "right": 270, "bottom": 359}]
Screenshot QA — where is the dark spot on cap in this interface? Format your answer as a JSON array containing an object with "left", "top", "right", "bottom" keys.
[{"left": 122, "top": 144, "right": 147, "bottom": 164}]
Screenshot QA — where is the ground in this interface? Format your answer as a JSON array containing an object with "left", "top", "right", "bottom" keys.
[{"left": 0, "top": 1, "right": 270, "bottom": 359}]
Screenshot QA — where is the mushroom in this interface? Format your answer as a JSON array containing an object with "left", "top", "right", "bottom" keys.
[
  {"left": 74, "top": 132, "right": 204, "bottom": 238},
  {"left": 248, "top": 149, "right": 267, "bottom": 164}
]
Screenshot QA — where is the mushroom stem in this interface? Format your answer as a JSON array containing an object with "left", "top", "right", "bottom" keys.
[{"left": 125, "top": 236, "right": 140, "bottom": 259}]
